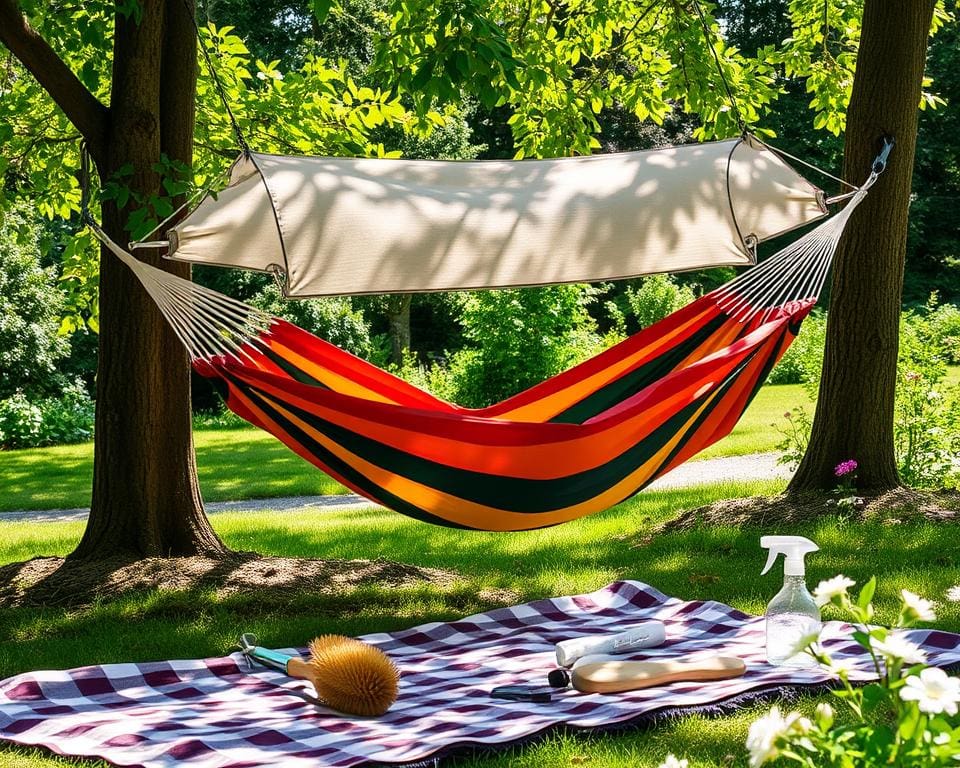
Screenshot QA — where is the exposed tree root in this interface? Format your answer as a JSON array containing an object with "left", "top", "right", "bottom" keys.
[{"left": 657, "top": 487, "right": 960, "bottom": 534}]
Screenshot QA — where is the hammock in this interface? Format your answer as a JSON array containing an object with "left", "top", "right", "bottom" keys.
[{"left": 95, "top": 140, "right": 876, "bottom": 530}]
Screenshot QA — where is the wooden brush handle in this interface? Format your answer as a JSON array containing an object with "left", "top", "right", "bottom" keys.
[
  {"left": 571, "top": 656, "right": 746, "bottom": 694},
  {"left": 286, "top": 656, "right": 314, "bottom": 682}
]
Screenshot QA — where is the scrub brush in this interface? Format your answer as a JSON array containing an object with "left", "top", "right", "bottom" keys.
[{"left": 239, "top": 633, "right": 400, "bottom": 716}]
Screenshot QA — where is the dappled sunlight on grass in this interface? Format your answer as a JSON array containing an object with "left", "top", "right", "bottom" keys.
[
  {"left": 696, "top": 382, "right": 812, "bottom": 459},
  {"left": 0, "top": 522, "right": 83, "bottom": 565},
  {"left": 3, "top": 475, "right": 960, "bottom": 767}
]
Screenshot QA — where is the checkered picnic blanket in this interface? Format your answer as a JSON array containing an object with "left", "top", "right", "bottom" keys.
[{"left": 3, "top": 580, "right": 960, "bottom": 767}]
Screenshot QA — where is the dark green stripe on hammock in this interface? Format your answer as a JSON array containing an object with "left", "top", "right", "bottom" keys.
[{"left": 230, "top": 342, "right": 771, "bottom": 517}]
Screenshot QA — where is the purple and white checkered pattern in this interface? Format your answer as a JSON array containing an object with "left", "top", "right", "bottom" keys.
[{"left": 2, "top": 580, "right": 960, "bottom": 767}]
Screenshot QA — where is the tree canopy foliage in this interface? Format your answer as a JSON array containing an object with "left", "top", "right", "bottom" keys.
[{"left": 0, "top": 0, "right": 958, "bottom": 535}]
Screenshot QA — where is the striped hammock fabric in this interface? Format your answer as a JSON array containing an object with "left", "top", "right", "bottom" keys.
[
  {"left": 96, "top": 147, "right": 874, "bottom": 531},
  {"left": 193, "top": 294, "right": 811, "bottom": 530}
]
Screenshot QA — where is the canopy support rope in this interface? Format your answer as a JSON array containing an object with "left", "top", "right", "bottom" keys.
[
  {"left": 715, "top": 140, "right": 892, "bottom": 321},
  {"left": 691, "top": 0, "right": 746, "bottom": 134},
  {"left": 183, "top": 0, "right": 250, "bottom": 155}
]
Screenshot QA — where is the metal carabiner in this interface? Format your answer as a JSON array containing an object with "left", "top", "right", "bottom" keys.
[{"left": 872, "top": 136, "right": 895, "bottom": 175}]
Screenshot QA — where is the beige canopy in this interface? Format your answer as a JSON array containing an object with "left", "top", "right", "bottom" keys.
[{"left": 165, "top": 135, "right": 826, "bottom": 297}]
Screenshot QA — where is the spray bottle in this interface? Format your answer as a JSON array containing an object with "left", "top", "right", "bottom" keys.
[{"left": 760, "top": 535, "right": 821, "bottom": 667}]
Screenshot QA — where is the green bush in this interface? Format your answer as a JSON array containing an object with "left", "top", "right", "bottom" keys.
[
  {"left": 768, "top": 310, "right": 827, "bottom": 385},
  {"left": 250, "top": 284, "right": 373, "bottom": 358},
  {"left": 927, "top": 300, "right": 960, "bottom": 364},
  {"left": 0, "top": 379, "right": 94, "bottom": 449},
  {"left": 442, "top": 285, "right": 600, "bottom": 408},
  {"left": 36, "top": 379, "right": 96, "bottom": 446},
  {"left": 0, "top": 393, "right": 43, "bottom": 448},
  {"left": 0, "top": 204, "right": 71, "bottom": 400},
  {"left": 895, "top": 306, "right": 960, "bottom": 487},
  {"left": 626, "top": 274, "right": 697, "bottom": 329},
  {"left": 606, "top": 274, "right": 697, "bottom": 335}
]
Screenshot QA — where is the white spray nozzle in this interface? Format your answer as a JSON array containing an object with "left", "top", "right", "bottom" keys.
[{"left": 760, "top": 535, "right": 818, "bottom": 577}]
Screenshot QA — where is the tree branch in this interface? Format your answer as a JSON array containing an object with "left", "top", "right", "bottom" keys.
[{"left": 0, "top": 0, "right": 109, "bottom": 164}]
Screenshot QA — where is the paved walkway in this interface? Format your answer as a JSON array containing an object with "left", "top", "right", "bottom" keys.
[{"left": 2, "top": 452, "right": 791, "bottom": 524}]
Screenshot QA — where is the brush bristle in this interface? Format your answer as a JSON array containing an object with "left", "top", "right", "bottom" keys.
[
  {"left": 308, "top": 635, "right": 400, "bottom": 717},
  {"left": 308, "top": 634, "right": 354, "bottom": 657}
]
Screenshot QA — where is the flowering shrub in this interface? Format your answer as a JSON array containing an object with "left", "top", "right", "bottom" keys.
[
  {"left": 774, "top": 301, "right": 960, "bottom": 490},
  {"left": 895, "top": 368, "right": 960, "bottom": 489},
  {"left": 774, "top": 408, "right": 811, "bottom": 470},
  {"left": 830, "top": 459, "right": 862, "bottom": 512},
  {"left": 745, "top": 577, "right": 960, "bottom": 767}
]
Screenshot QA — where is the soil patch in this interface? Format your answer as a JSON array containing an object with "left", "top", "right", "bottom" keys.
[
  {"left": 0, "top": 553, "right": 468, "bottom": 609},
  {"left": 656, "top": 487, "right": 960, "bottom": 534}
]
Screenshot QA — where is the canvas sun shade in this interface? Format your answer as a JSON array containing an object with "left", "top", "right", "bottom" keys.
[{"left": 164, "top": 135, "right": 827, "bottom": 297}]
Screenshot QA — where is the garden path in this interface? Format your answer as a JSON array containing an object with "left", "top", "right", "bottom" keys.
[{"left": 4, "top": 452, "right": 791, "bottom": 523}]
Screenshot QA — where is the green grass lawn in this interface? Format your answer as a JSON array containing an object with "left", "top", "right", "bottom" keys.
[
  {"left": 0, "top": 383, "right": 812, "bottom": 513},
  {"left": 0, "top": 427, "right": 346, "bottom": 513},
  {"left": 2, "top": 479, "right": 960, "bottom": 767}
]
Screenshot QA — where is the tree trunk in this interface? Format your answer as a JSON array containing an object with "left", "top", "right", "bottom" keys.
[
  {"left": 385, "top": 294, "right": 412, "bottom": 365},
  {"left": 72, "top": 0, "right": 228, "bottom": 559},
  {"left": 788, "top": 0, "right": 936, "bottom": 494}
]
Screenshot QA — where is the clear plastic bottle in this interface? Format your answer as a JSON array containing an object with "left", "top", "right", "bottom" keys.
[{"left": 761, "top": 536, "right": 821, "bottom": 667}]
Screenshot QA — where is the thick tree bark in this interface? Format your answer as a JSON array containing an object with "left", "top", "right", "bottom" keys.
[
  {"left": 1, "top": 0, "right": 227, "bottom": 558},
  {"left": 788, "top": 0, "right": 936, "bottom": 493},
  {"left": 74, "top": 0, "right": 227, "bottom": 559}
]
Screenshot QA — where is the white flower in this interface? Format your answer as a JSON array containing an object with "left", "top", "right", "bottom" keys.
[
  {"left": 746, "top": 706, "right": 810, "bottom": 768},
  {"left": 871, "top": 634, "right": 928, "bottom": 665},
  {"left": 657, "top": 755, "right": 688, "bottom": 768},
  {"left": 815, "top": 702, "right": 834, "bottom": 728},
  {"left": 946, "top": 585, "right": 960, "bottom": 602},
  {"left": 826, "top": 657, "right": 858, "bottom": 678},
  {"left": 788, "top": 629, "right": 822, "bottom": 658},
  {"left": 900, "top": 667, "right": 960, "bottom": 715},
  {"left": 901, "top": 589, "right": 937, "bottom": 622},
  {"left": 813, "top": 575, "right": 856, "bottom": 607}
]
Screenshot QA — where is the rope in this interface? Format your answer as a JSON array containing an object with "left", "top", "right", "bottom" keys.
[
  {"left": 748, "top": 133, "right": 860, "bottom": 192},
  {"left": 690, "top": 0, "right": 745, "bottom": 133},
  {"left": 183, "top": 0, "right": 250, "bottom": 155},
  {"left": 711, "top": 159, "right": 886, "bottom": 322},
  {"left": 85, "top": 218, "right": 272, "bottom": 361}
]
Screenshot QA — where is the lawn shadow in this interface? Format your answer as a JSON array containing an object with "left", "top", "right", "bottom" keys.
[{"left": 0, "top": 550, "right": 460, "bottom": 611}]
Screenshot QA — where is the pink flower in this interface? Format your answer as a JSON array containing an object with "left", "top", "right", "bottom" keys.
[{"left": 834, "top": 459, "right": 858, "bottom": 477}]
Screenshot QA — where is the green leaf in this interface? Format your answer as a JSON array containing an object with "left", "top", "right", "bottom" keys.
[
  {"left": 860, "top": 683, "right": 888, "bottom": 715},
  {"left": 898, "top": 704, "right": 922, "bottom": 740},
  {"left": 311, "top": 0, "right": 334, "bottom": 24},
  {"left": 410, "top": 61, "right": 435, "bottom": 92},
  {"left": 858, "top": 577, "right": 877, "bottom": 611}
]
